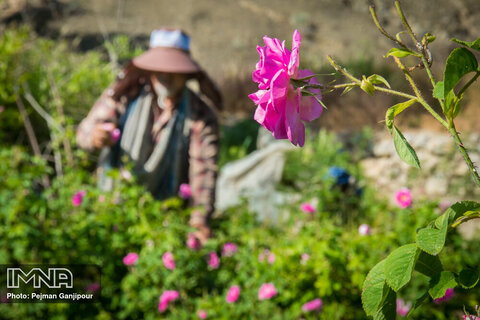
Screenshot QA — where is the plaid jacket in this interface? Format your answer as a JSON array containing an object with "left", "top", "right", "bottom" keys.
[{"left": 76, "top": 77, "right": 219, "bottom": 226}]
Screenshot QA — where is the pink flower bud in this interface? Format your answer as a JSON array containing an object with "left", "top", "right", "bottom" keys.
[
  {"left": 300, "top": 202, "right": 316, "bottom": 214},
  {"left": 302, "top": 298, "right": 323, "bottom": 312}
]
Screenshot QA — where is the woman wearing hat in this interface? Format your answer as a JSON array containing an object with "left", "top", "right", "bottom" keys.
[{"left": 76, "top": 28, "right": 222, "bottom": 244}]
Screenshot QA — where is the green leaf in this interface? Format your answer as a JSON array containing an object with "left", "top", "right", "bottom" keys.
[
  {"left": 385, "top": 99, "right": 416, "bottom": 131},
  {"left": 385, "top": 244, "right": 419, "bottom": 292},
  {"left": 368, "top": 74, "right": 391, "bottom": 88},
  {"left": 458, "top": 269, "right": 479, "bottom": 289},
  {"left": 392, "top": 125, "right": 421, "bottom": 169},
  {"left": 407, "top": 291, "right": 430, "bottom": 318},
  {"left": 443, "top": 48, "right": 478, "bottom": 95},
  {"left": 433, "top": 81, "right": 444, "bottom": 99},
  {"left": 429, "top": 271, "right": 457, "bottom": 299},
  {"left": 384, "top": 48, "right": 420, "bottom": 58},
  {"left": 451, "top": 37, "right": 480, "bottom": 52},
  {"left": 362, "top": 259, "right": 387, "bottom": 316},
  {"left": 361, "top": 76, "right": 375, "bottom": 95},
  {"left": 373, "top": 285, "right": 397, "bottom": 320},
  {"left": 414, "top": 251, "right": 443, "bottom": 277},
  {"left": 423, "top": 33, "right": 436, "bottom": 45},
  {"left": 435, "top": 201, "right": 480, "bottom": 229},
  {"left": 416, "top": 228, "right": 447, "bottom": 256}
]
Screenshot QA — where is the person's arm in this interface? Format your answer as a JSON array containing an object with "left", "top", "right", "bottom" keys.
[{"left": 188, "top": 104, "right": 220, "bottom": 235}]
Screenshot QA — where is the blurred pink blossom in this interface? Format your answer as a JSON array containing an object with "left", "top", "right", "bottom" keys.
[
  {"left": 72, "top": 190, "right": 87, "bottom": 207},
  {"left": 258, "top": 283, "right": 277, "bottom": 300},
  {"left": 198, "top": 310, "right": 207, "bottom": 319},
  {"left": 464, "top": 315, "right": 480, "bottom": 320},
  {"left": 434, "top": 288, "right": 455, "bottom": 304},
  {"left": 395, "top": 188, "right": 412, "bottom": 208},
  {"left": 358, "top": 224, "right": 371, "bottom": 236},
  {"left": 249, "top": 30, "right": 323, "bottom": 147},
  {"left": 267, "top": 252, "right": 276, "bottom": 264},
  {"left": 111, "top": 128, "right": 121, "bottom": 143},
  {"left": 179, "top": 183, "right": 192, "bottom": 199},
  {"left": 207, "top": 251, "right": 220, "bottom": 269},
  {"left": 162, "top": 252, "right": 176, "bottom": 270},
  {"left": 85, "top": 282, "right": 101, "bottom": 293},
  {"left": 301, "top": 253, "right": 310, "bottom": 265},
  {"left": 123, "top": 252, "right": 138, "bottom": 266},
  {"left": 222, "top": 242, "right": 238, "bottom": 257},
  {"left": 187, "top": 233, "right": 201, "bottom": 250},
  {"left": 396, "top": 298, "right": 412, "bottom": 317},
  {"left": 158, "top": 290, "right": 179, "bottom": 312},
  {"left": 121, "top": 169, "right": 132, "bottom": 181},
  {"left": 98, "top": 194, "right": 105, "bottom": 203},
  {"left": 302, "top": 298, "right": 323, "bottom": 312},
  {"left": 226, "top": 285, "right": 240, "bottom": 303},
  {"left": 300, "top": 203, "right": 316, "bottom": 214}
]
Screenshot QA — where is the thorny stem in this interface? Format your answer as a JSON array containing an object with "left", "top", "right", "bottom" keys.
[
  {"left": 327, "top": 56, "right": 417, "bottom": 100},
  {"left": 449, "top": 122, "right": 480, "bottom": 189},
  {"left": 369, "top": 5, "right": 408, "bottom": 50},
  {"left": 394, "top": 1, "right": 418, "bottom": 44},
  {"left": 392, "top": 57, "right": 449, "bottom": 128}
]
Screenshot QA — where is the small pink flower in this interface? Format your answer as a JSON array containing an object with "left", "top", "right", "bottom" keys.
[
  {"left": 395, "top": 188, "right": 412, "bottom": 208},
  {"left": 111, "top": 128, "right": 121, "bottom": 143},
  {"left": 207, "top": 251, "right": 220, "bottom": 269},
  {"left": 187, "top": 233, "right": 201, "bottom": 250},
  {"left": 258, "top": 283, "right": 277, "bottom": 300},
  {"left": 300, "top": 203, "right": 316, "bottom": 214},
  {"left": 123, "top": 252, "right": 139, "bottom": 266},
  {"left": 358, "top": 224, "right": 371, "bottom": 236},
  {"left": 464, "top": 315, "right": 480, "bottom": 320},
  {"left": 162, "top": 252, "right": 176, "bottom": 270},
  {"left": 98, "top": 194, "right": 106, "bottom": 203},
  {"left": 396, "top": 298, "right": 412, "bottom": 317},
  {"left": 258, "top": 251, "right": 266, "bottom": 262},
  {"left": 226, "top": 285, "right": 240, "bottom": 303},
  {"left": 434, "top": 288, "right": 455, "bottom": 304},
  {"left": 121, "top": 169, "right": 132, "bottom": 181},
  {"left": 301, "top": 253, "right": 310, "bottom": 265},
  {"left": 72, "top": 190, "right": 87, "bottom": 207},
  {"left": 198, "top": 310, "right": 207, "bottom": 319},
  {"left": 302, "top": 298, "right": 323, "bottom": 312},
  {"left": 85, "top": 282, "right": 101, "bottom": 293},
  {"left": 158, "top": 290, "right": 179, "bottom": 312},
  {"left": 179, "top": 183, "right": 192, "bottom": 199},
  {"left": 222, "top": 242, "right": 238, "bottom": 257},
  {"left": 267, "top": 252, "right": 276, "bottom": 264}
]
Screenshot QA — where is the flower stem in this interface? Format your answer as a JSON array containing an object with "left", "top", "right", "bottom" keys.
[
  {"left": 327, "top": 56, "right": 361, "bottom": 84},
  {"left": 392, "top": 56, "right": 449, "bottom": 128},
  {"left": 457, "top": 70, "right": 480, "bottom": 98},
  {"left": 394, "top": 1, "right": 418, "bottom": 44},
  {"left": 448, "top": 123, "right": 480, "bottom": 189},
  {"left": 369, "top": 5, "right": 409, "bottom": 50}
]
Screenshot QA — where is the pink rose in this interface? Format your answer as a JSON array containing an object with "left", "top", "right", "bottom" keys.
[
  {"left": 121, "top": 169, "right": 132, "bottom": 181},
  {"left": 249, "top": 30, "right": 323, "bottom": 147},
  {"left": 162, "top": 252, "right": 176, "bottom": 270},
  {"left": 158, "top": 290, "right": 179, "bottom": 312},
  {"left": 226, "top": 285, "right": 240, "bottom": 303},
  {"left": 72, "top": 190, "right": 86, "bottom": 207},
  {"left": 302, "top": 298, "right": 323, "bottom": 312},
  {"left": 179, "top": 183, "right": 192, "bottom": 199},
  {"left": 396, "top": 298, "right": 412, "bottom": 317},
  {"left": 187, "top": 233, "right": 201, "bottom": 250},
  {"left": 207, "top": 251, "right": 220, "bottom": 269},
  {"left": 395, "top": 188, "right": 412, "bottom": 208},
  {"left": 258, "top": 283, "right": 277, "bottom": 300},
  {"left": 198, "top": 310, "right": 207, "bottom": 319},
  {"left": 123, "top": 252, "right": 139, "bottom": 266},
  {"left": 222, "top": 242, "right": 238, "bottom": 257},
  {"left": 301, "top": 253, "right": 310, "bottom": 265},
  {"left": 358, "top": 224, "right": 371, "bottom": 236},
  {"left": 434, "top": 288, "right": 454, "bottom": 304},
  {"left": 267, "top": 252, "right": 276, "bottom": 264},
  {"left": 98, "top": 194, "right": 106, "bottom": 203},
  {"left": 300, "top": 202, "right": 316, "bottom": 214}
]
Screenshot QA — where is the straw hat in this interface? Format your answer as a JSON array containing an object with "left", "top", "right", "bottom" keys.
[{"left": 132, "top": 28, "right": 200, "bottom": 74}]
